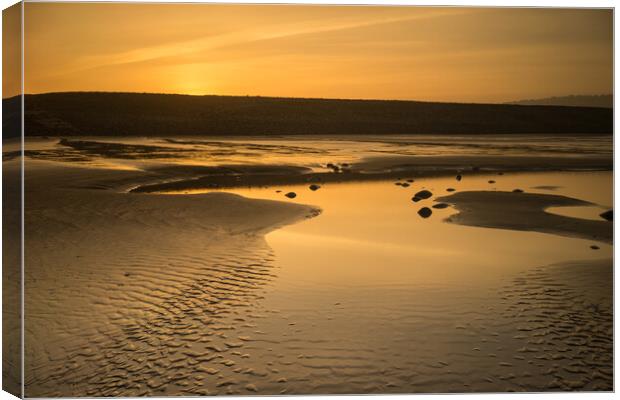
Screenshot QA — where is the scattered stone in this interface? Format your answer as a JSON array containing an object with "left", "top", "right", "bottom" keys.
[
  {"left": 512, "top": 189, "right": 524, "bottom": 193},
  {"left": 395, "top": 182, "right": 403, "bottom": 186},
  {"left": 245, "top": 384, "right": 258, "bottom": 392},
  {"left": 309, "top": 184, "right": 321, "bottom": 191},
  {"left": 418, "top": 207, "right": 432, "bottom": 218},
  {"left": 124, "top": 272, "right": 131, "bottom": 277},
  {"left": 456, "top": 174, "right": 462, "bottom": 181},
  {"left": 275, "top": 190, "right": 282, "bottom": 193},
  {"left": 406, "top": 179, "right": 414, "bottom": 183},
  {"left": 285, "top": 192, "right": 297, "bottom": 199},
  {"left": 590, "top": 245, "right": 600, "bottom": 250},
  {"left": 432, "top": 203, "right": 450, "bottom": 209},
  {"left": 325, "top": 163, "right": 341, "bottom": 172},
  {"left": 488, "top": 180, "right": 495, "bottom": 184},
  {"left": 600, "top": 210, "right": 613, "bottom": 221},
  {"left": 411, "top": 197, "right": 421, "bottom": 203},
  {"left": 446, "top": 188, "right": 456, "bottom": 192},
  {"left": 401, "top": 183, "right": 410, "bottom": 188},
  {"left": 414, "top": 189, "right": 433, "bottom": 199}
]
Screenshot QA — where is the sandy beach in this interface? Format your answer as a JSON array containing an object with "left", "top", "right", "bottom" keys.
[{"left": 9, "top": 134, "right": 612, "bottom": 396}]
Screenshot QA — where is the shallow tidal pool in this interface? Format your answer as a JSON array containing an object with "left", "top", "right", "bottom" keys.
[{"left": 166, "top": 171, "right": 612, "bottom": 393}]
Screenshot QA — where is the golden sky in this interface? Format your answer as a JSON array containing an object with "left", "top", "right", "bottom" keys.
[
  {"left": 3, "top": 3, "right": 21, "bottom": 98},
  {"left": 14, "top": 4, "right": 614, "bottom": 102}
]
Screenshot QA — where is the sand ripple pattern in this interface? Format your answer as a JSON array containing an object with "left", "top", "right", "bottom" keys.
[
  {"left": 489, "top": 259, "right": 612, "bottom": 391},
  {"left": 26, "top": 237, "right": 286, "bottom": 397},
  {"left": 24, "top": 168, "right": 316, "bottom": 397}
]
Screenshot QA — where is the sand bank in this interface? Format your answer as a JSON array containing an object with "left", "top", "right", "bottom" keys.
[
  {"left": 22, "top": 162, "right": 319, "bottom": 397},
  {"left": 437, "top": 190, "right": 612, "bottom": 243},
  {"left": 129, "top": 154, "right": 612, "bottom": 193}
]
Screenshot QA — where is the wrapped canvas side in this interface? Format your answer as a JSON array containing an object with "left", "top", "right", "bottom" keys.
[{"left": 2, "top": 1, "right": 23, "bottom": 398}]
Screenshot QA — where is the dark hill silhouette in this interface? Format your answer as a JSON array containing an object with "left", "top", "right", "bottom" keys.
[
  {"left": 508, "top": 94, "right": 613, "bottom": 108},
  {"left": 2, "top": 95, "right": 21, "bottom": 139},
  {"left": 2, "top": 92, "right": 613, "bottom": 138}
]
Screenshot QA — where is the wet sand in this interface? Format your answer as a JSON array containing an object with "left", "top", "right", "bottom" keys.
[
  {"left": 437, "top": 191, "right": 612, "bottom": 243},
  {"left": 15, "top": 135, "right": 613, "bottom": 395},
  {"left": 21, "top": 161, "right": 318, "bottom": 397},
  {"left": 128, "top": 154, "right": 612, "bottom": 194}
]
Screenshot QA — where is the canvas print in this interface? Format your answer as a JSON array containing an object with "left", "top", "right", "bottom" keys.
[{"left": 1, "top": 2, "right": 614, "bottom": 397}]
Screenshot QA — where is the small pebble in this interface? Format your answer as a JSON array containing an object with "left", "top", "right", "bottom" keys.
[
  {"left": 414, "top": 189, "right": 433, "bottom": 199},
  {"left": 418, "top": 207, "right": 432, "bottom": 218}
]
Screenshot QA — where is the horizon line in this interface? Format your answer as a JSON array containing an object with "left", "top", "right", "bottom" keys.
[{"left": 3, "top": 90, "right": 614, "bottom": 106}]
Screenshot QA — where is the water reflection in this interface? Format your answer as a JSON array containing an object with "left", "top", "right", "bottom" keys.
[
  {"left": 177, "top": 171, "right": 612, "bottom": 287},
  {"left": 23, "top": 134, "right": 613, "bottom": 172},
  {"left": 209, "top": 171, "right": 612, "bottom": 393}
]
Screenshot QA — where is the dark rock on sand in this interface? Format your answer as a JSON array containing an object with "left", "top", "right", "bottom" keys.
[
  {"left": 285, "top": 192, "right": 297, "bottom": 199},
  {"left": 446, "top": 188, "right": 456, "bottom": 192},
  {"left": 326, "top": 163, "right": 340, "bottom": 173},
  {"left": 309, "top": 184, "right": 321, "bottom": 191},
  {"left": 591, "top": 245, "right": 600, "bottom": 250},
  {"left": 401, "top": 183, "right": 410, "bottom": 188},
  {"left": 456, "top": 174, "right": 462, "bottom": 181},
  {"left": 488, "top": 180, "right": 495, "bottom": 184},
  {"left": 512, "top": 189, "right": 524, "bottom": 193},
  {"left": 406, "top": 179, "right": 414, "bottom": 183},
  {"left": 414, "top": 190, "right": 433, "bottom": 200},
  {"left": 275, "top": 190, "right": 282, "bottom": 193},
  {"left": 418, "top": 207, "right": 432, "bottom": 218},
  {"left": 432, "top": 203, "right": 450, "bottom": 209},
  {"left": 411, "top": 197, "right": 421, "bottom": 203},
  {"left": 600, "top": 210, "right": 613, "bottom": 221}
]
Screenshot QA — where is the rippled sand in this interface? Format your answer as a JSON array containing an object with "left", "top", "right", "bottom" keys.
[
  {"left": 22, "top": 162, "right": 318, "bottom": 396},
  {"left": 13, "top": 135, "right": 613, "bottom": 396}
]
